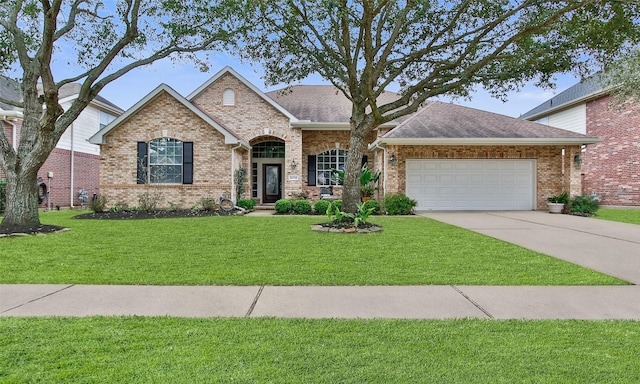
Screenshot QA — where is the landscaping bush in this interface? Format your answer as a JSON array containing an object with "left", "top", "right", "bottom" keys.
[
  {"left": 138, "top": 191, "right": 163, "bottom": 211},
  {"left": 293, "top": 199, "right": 312, "bottom": 214},
  {"left": 569, "top": 195, "right": 600, "bottom": 214},
  {"left": 313, "top": 199, "right": 331, "bottom": 215},
  {"left": 275, "top": 199, "right": 292, "bottom": 213},
  {"left": 237, "top": 199, "right": 256, "bottom": 210},
  {"left": 200, "top": 197, "right": 217, "bottom": 211},
  {"left": 0, "top": 179, "right": 6, "bottom": 213},
  {"left": 383, "top": 193, "right": 417, "bottom": 215},
  {"left": 89, "top": 195, "right": 108, "bottom": 213},
  {"left": 362, "top": 199, "right": 381, "bottom": 214}
]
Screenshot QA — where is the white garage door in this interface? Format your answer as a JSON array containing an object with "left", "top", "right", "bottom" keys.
[{"left": 406, "top": 159, "right": 536, "bottom": 211}]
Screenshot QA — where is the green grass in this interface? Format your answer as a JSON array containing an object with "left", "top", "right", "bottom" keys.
[
  {"left": 596, "top": 208, "right": 640, "bottom": 225},
  {"left": 0, "top": 210, "right": 625, "bottom": 285},
  {"left": 1, "top": 317, "right": 639, "bottom": 383}
]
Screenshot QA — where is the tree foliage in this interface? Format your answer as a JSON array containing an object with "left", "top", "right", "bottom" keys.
[
  {"left": 242, "top": 0, "right": 640, "bottom": 213},
  {"left": 600, "top": 49, "right": 640, "bottom": 103},
  {"left": 0, "top": 0, "right": 247, "bottom": 228}
]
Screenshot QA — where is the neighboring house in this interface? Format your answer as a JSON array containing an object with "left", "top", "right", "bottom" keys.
[
  {"left": 0, "top": 77, "right": 123, "bottom": 208},
  {"left": 521, "top": 76, "right": 640, "bottom": 206},
  {"left": 90, "top": 66, "right": 598, "bottom": 211}
]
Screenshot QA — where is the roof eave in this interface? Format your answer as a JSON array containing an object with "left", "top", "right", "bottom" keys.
[
  {"left": 522, "top": 89, "right": 610, "bottom": 121},
  {"left": 0, "top": 110, "right": 24, "bottom": 119},
  {"left": 369, "top": 137, "right": 601, "bottom": 149}
]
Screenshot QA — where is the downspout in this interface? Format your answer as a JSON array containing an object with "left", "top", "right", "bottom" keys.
[
  {"left": 1, "top": 115, "right": 18, "bottom": 150},
  {"left": 230, "top": 143, "right": 243, "bottom": 202},
  {"left": 69, "top": 122, "right": 75, "bottom": 208}
]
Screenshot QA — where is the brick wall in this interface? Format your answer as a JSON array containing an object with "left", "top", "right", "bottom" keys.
[
  {"left": 192, "top": 72, "right": 303, "bottom": 199},
  {"left": 382, "top": 144, "right": 580, "bottom": 210},
  {"left": 584, "top": 95, "right": 640, "bottom": 206},
  {"left": 1, "top": 120, "right": 99, "bottom": 208},
  {"left": 300, "top": 130, "right": 378, "bottom": 200},
  {"left": 100, "top": 91, "right": 236, "bottom": 208}
]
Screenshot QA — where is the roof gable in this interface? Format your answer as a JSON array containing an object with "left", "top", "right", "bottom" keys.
[
  {"left": 521, "top": 75, "right": 607, "bottom": 120},
  {"left": 187, "top": 66, "right": 297, "bottom": 122},
  {"left": 89, "top": 83, "right": 249, "bottom": 147}
]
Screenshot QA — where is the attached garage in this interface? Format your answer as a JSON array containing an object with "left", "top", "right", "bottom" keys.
[{"left": 406, "top": 159, "right": 536, "bottom": 210}]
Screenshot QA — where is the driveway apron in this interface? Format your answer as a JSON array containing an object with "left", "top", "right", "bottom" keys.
[{"left": 419, "top": 211, "right": 640, "bottom": 285}]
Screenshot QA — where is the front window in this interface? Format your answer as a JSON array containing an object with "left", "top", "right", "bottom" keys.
[
  {"left": 148, "top": 138, "right": 183, "bottom": 184},
  {"left": 317, "top": 149, "right": 348, "bottom": 186}
]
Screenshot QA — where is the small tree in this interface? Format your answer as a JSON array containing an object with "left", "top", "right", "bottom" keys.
[{"left": 0, "top": 0, "right": 249, "bottom": 229}]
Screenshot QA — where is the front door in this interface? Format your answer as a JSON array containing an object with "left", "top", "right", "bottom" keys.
[{"left": 262, "top": 164, "right": 282, "bottom": 203}]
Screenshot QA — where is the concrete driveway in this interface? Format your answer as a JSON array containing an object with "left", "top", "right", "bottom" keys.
[{"left": 419, "top": 211, "right": 640, "bottom": 285}]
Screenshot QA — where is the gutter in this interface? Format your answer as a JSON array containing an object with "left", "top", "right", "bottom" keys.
[{"left": 371, "top": 137, "right": 601, "bottom": 146}]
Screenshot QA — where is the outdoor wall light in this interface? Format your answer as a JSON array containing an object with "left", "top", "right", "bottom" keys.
[
  {"left": 389, "top": 152, "right": 397, "bottom": 166},
  {"left": 290, "top": 159, "right": 297, "bottom": 170},
  {"left": 573, "top": 153, "right": 582, "bottom": 167}
]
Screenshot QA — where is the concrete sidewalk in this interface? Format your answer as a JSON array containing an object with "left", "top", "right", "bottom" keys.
[{"left": 3, "top": 284, "right": 640, "bottom": 320}]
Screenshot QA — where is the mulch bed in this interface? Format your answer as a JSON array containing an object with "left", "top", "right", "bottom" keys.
[
  {"left": 73, "top": 209, "right": 242, "bottom": 220},
  {"left": 0, "top": 224, "right": 67, "bottom": 236}
]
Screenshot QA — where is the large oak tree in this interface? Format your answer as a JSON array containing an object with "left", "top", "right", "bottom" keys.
[
  {"left": 244, "top": 0, "right": 640, "bottom": 213},
  {"left": 0, "top": 0, "right": 247, "bottom": 229}
]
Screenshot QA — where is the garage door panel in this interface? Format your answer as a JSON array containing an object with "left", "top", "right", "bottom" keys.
[{"left": 406, "top": 159, "right": 535, "bottom": 211}]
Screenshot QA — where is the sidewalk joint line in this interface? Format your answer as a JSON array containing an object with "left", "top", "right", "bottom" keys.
[
  {"left": 452, "top": 285, "right": 494, "bottom": 319},
  {"left": 245, "top": 285, "right": 264, "bottom": 317},
  {"left": 1, "top": 284, "right": 75, "bottom": 314}
]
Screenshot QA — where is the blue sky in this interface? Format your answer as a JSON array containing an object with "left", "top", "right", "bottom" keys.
[{"left": 97, "top": 52, "right": 579, "bottom": 118}]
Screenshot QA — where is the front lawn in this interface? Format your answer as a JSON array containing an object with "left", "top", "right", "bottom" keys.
[
  {"left": 596, "top": 208, "right": 640, "bottom": 225},
  {"left": 0, "top": 210, "right": 625, "bottom": 285},
  {"left": 1, "top": 317, "right": 639, "bottom": 383}
]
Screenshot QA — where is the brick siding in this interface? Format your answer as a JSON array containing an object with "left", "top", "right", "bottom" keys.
[
  {"left": 584, "top": 95, "right": 640, "bottom": 206},
  {"left": 1, "top": 120, "right": 99, "bottom": 208}
]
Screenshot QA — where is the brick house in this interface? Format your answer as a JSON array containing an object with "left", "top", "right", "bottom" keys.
[
  {"left": 0, "top": 77, "right": 123, "bottom": 208},
  {"left": 521, "top": 76, "right": 640, "bottom": 206},
  {"left": 90, "top": 67, "right": 598, "bottom": 211}
]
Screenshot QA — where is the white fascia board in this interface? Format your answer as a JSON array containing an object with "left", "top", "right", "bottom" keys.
[
  {"left": 187, "top": 66, "right": 298, "bottom": 123},
  {"left": 523, "top": 89, "right": 610, "bottom": 121},
  {"left": 371, "top": 137, "right": 601, "bottom": 148},
  {"left": 0, "top": 109, "right": 24, "bottom": 119},
  {"left": 89, "top": 84, "right": 249, "bottom": 148}
]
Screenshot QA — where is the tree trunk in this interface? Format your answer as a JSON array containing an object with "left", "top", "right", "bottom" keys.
[
  {"left": 342, "top": 128, "right": 367, "bottom": 214},
  {"left": 1, "top": 168, "right": 41, "bottom": 227}
]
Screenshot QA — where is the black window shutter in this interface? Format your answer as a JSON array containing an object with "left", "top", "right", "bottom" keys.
[
  {"left": 362, "top": 155, "right": 368, "bottom": 167},
  {"left": 136, "top": 141, "right": 147, "bottom": 184},
  {"left": 183, "top": 142, "right": 194, "bottom": 184},
  {"left": 308, "top": 155, "right": 316, "bottom": 186}
]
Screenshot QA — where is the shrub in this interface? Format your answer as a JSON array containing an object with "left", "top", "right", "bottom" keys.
[
  {"left": 362, "top": 199, "right": 381, "bottom": 214},
  {"left": 168, "top": 202, "right": 182, "bottom": 211},
  {"left": 569, "top": 195, "right": 600, "bottom": 214},
  {"left": 237, "top": 199, "right": 256, "bottom": 210},
  {"left": 200, "top": 197, "right": 217, "bottom": 211},
  {"left": 327, "top": 199, "right": 342, "bottom": 215},
  {"left": 275, "top": 199, "right": 292, "bottom": 213},
  {"left": 383, "top": 193, "right": 417, "bottom": 215},
  {"left": 313, "top": 199, "right": 331, "bottom": 215},
  {"left": 0, "top": 179, "right": 6, "bottom": 213},
  {"left": 89, "top": 195, "right": 108, "bottom": 213},
  {"left": 138, "top": 191, "right": 163, "bottom": 211},
  {"left": 293, "top": 199, "right": 312, "bottom": 214}
]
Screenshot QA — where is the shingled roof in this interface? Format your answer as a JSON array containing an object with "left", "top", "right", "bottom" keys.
[
  {"left": 520, "top": 75, "right": 606, "bottom": 120},
  {"left": 266, "top": 85, "right": 402, "bottom": 123},
  {"left": 374, "top": 101, "right": 599, "bottom": 145},
  {"left": 0, "top": 77, "right": 21, "bottom": 110}
]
